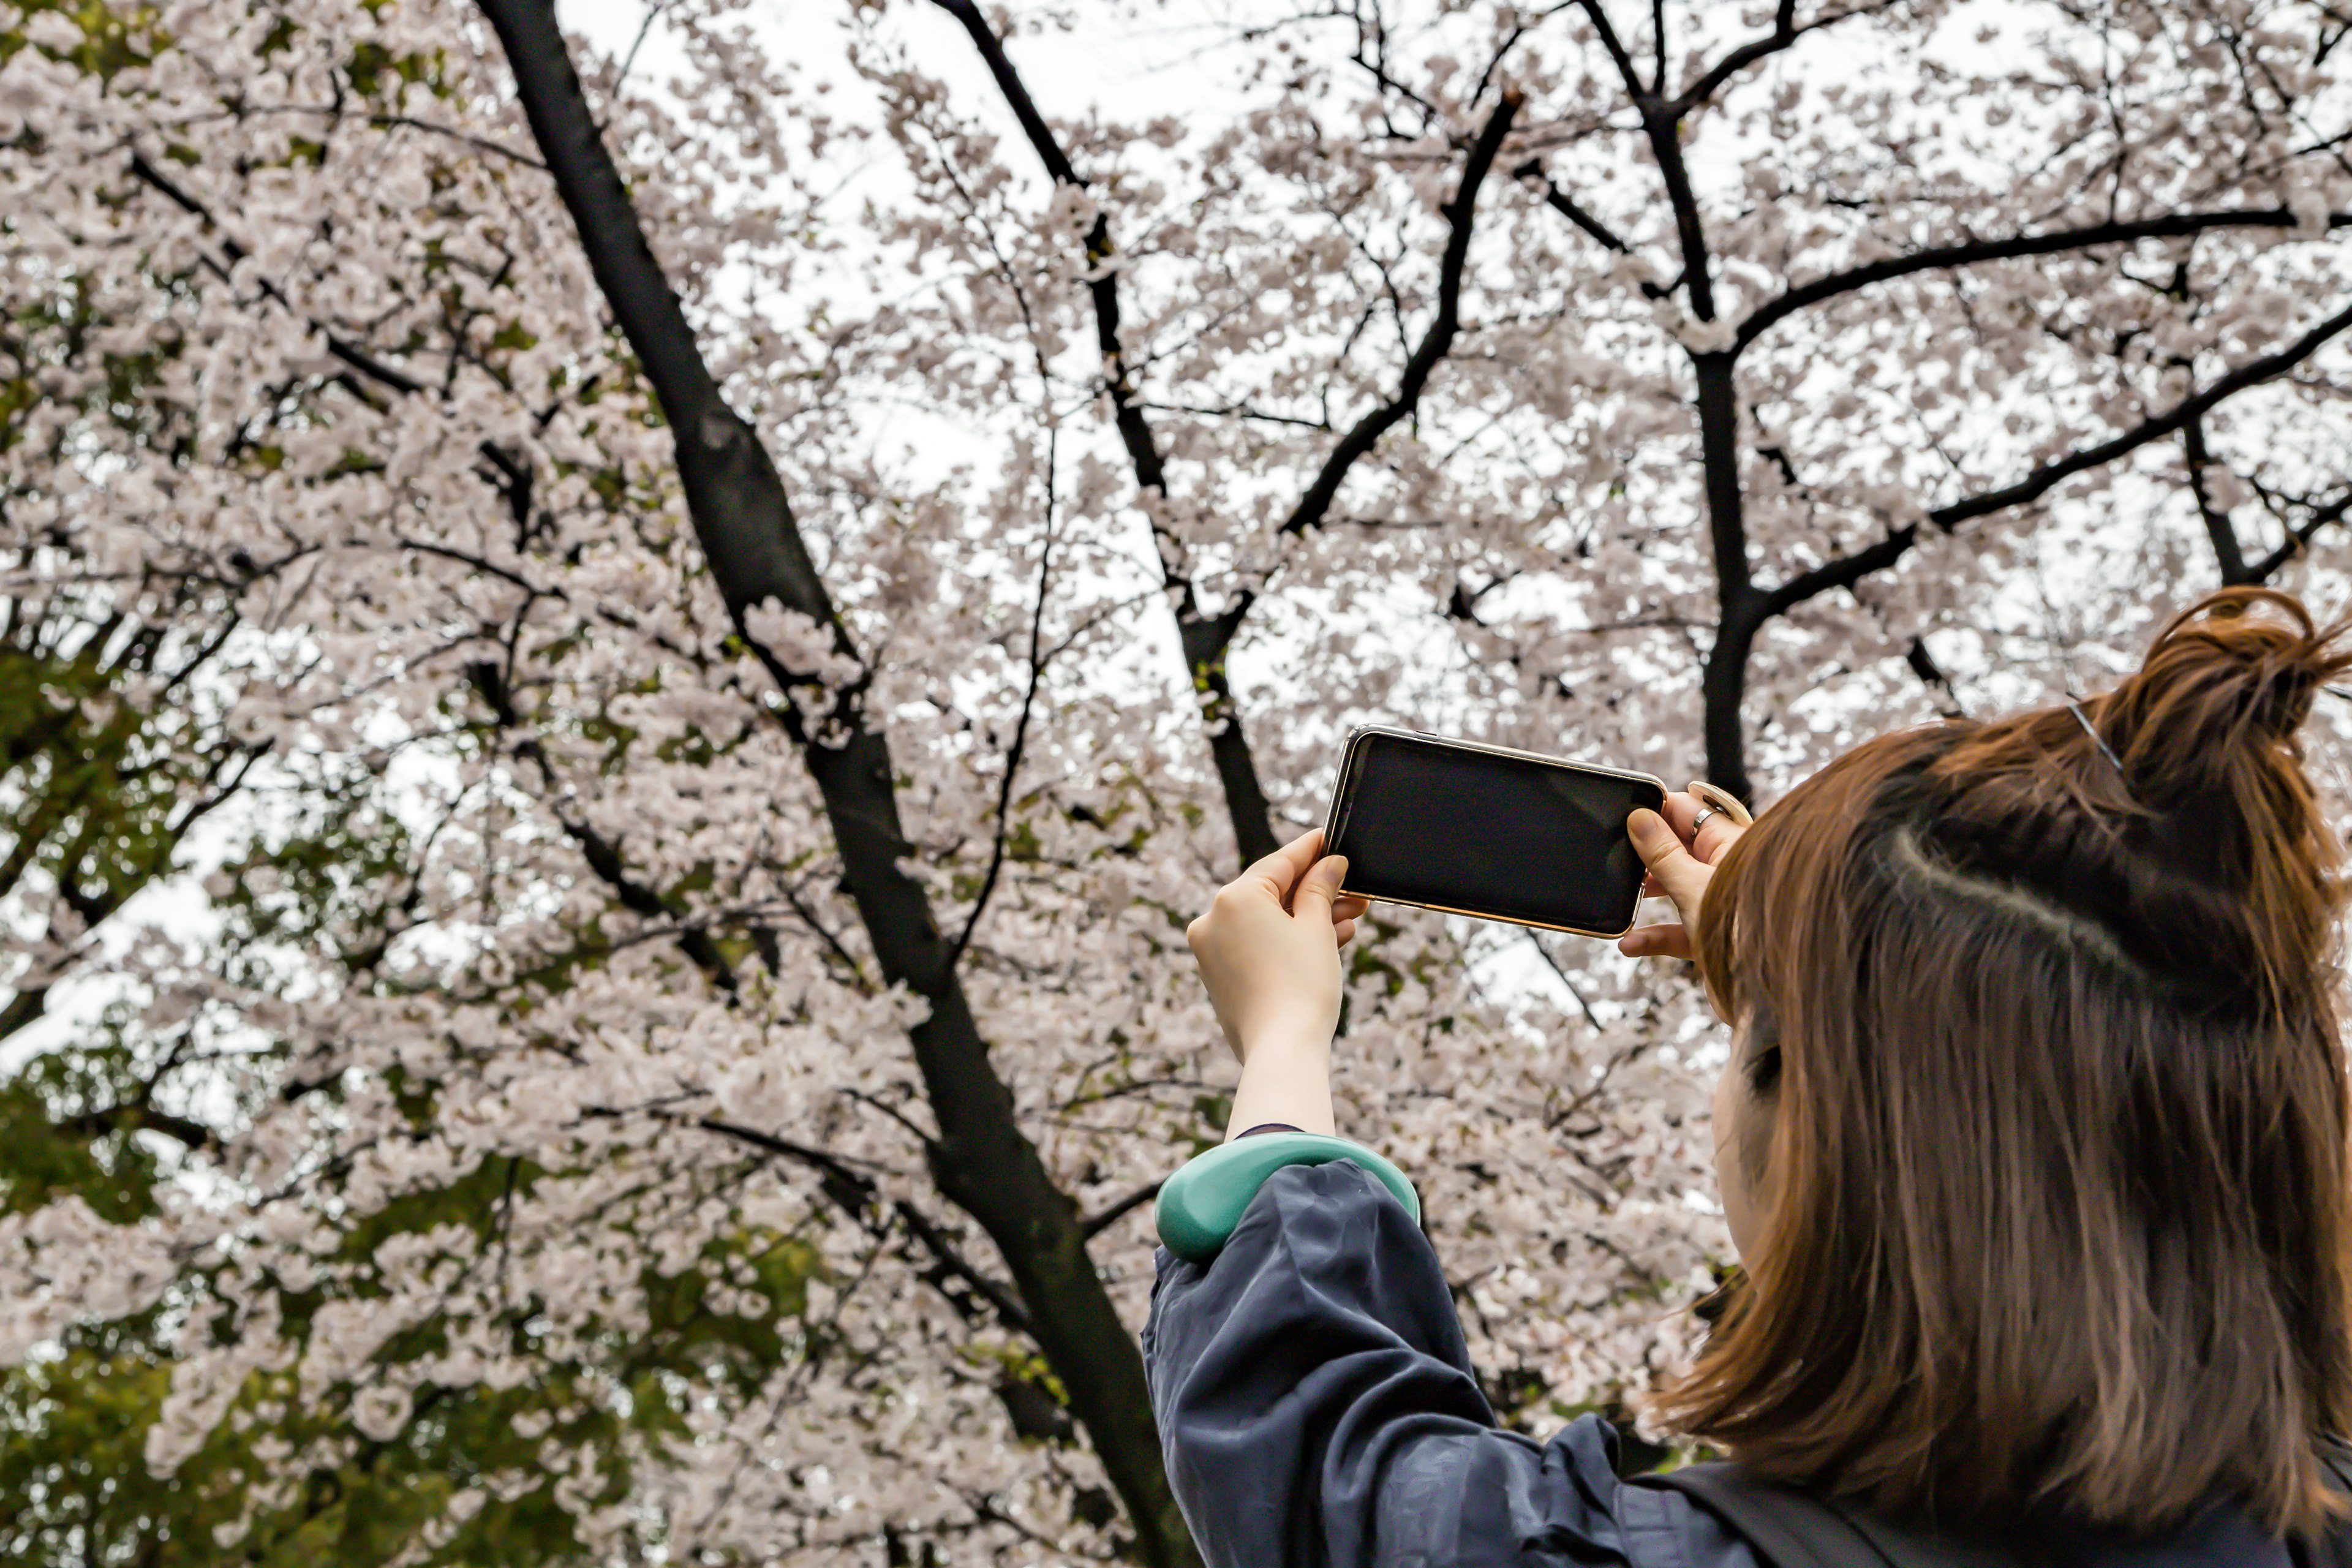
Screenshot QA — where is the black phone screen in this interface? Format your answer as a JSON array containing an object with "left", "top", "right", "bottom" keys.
[{"left": 1325, "top": 731, "right": 1665, "bottom": 935}]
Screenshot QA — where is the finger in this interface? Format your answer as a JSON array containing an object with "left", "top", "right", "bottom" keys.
[
  {"left": 1291, "top": 854, "right": 1348, "bottom": 924},
  {"left": 1332, "top": 894, "right": 1370, "bottom": 924},
  {"left": 1683, "top": 780, "right": 1754, "bottom": 865},
  {"left": 1652, "top": 790, "right": 1743, "bottom": 867},
  {"left": 1656, "top": 790, "right": 1703, "bottom": 840},
  {"left": 1686, "top": 780, "right": 1754, "bottom": 826},
  {"left": 1618, "top": 921, "right": 1694, "bottom": 960},
  {"left": 1334, "top": 917, "right": 1359, "bottom": 948},
  {"left": 1627, "top": 808, "right": 1712, "bottom": 913},
  {"left": 1691, "top": 818, "right": 1746, "bottom": 865},
  {"left": 1242, "top": 827, "right": 1327, "bottom": 902}
]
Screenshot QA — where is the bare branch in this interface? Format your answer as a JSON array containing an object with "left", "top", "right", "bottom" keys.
[
  {"left": 1513, "top": 159, "right": 1635, "bottom": 255},
  {"left": 1079, "top": 1180, "right": 1164, "bottom": 1240},
  {"left": 2184, "top": 417, "right": 2252, "bottom": 583},
  {"left": 1669, "top": 0, "right": 1908, "bottom": 118},
  {"left": 1754, "top": 295, "right": 2352, "bottom": 616},
  {"left": 2248, "top": 484, "right": 2352, "bottom": 584},
  {"left": 1278, "top": 94, "right": 1523, "bottom": 538},
  {"left": 951, "top": 454, "right": 1057, "bottom": 968},
  {"left": 1735, "top": 208, "right": 2352, "bottom": 352}
]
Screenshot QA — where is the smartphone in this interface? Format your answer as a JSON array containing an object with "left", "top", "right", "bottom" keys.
[{"left": 1321, "top": 727, "right": 1667, "bottom": 937}]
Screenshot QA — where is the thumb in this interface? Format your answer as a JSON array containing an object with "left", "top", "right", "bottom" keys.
[
  {"left": 1292, "top": 854, "right": 1348, "bottom": 923},
  {"left": 1627, "top": 809, "right": 1709, "bottom": 917}
]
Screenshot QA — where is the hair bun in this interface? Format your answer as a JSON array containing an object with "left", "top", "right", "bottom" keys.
[
  {"left": 2086, "top": 587, "right": 2352, "bottom": 1012},
  {"left": 2106, "top": 587, "right": 2351, "bottom": 797}
]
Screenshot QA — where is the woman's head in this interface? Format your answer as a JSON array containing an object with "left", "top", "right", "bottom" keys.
[{"left": 1660, "top": 587, "right": 2352, "bottom": 1535}]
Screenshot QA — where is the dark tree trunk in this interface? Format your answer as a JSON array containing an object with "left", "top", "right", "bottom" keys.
[
  {"left": 1691, "top": 352, "right": 1757, "bottom": 802},
  {"left": 2185, "top": 419, "right": 2254, "bottom": 585},
  {"left": 473, "top": 5, "right": 1197, "bottom": 1562},
  {"left": 1700, "top": 605, "right": 1761, "bottom": 809},
  {"left": 1183, "top": 609, "right": 1282, "bottom": 865}
]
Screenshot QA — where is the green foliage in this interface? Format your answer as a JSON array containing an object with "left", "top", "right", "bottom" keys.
[
  {"left": 0, "top": 619, "right": 224, "bottom": 930},
  {"left": 0, "top": 1006, "right": 173, "bottom": 1223},
  {"left": 2, "top": 1128, "right": 829, "bottom": 1566},
  {"left": 0, "top": 1, "right": 159, "bottom": 82}
]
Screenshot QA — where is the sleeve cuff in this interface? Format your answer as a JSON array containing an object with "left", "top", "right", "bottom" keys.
[{"left": 1153, "top": 1131, "right": 1420, "bottom": 1262}]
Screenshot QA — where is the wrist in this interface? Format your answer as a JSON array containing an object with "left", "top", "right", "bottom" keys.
[
  {"left": 1226, "top": 1046, "right": 1336, "bottom": 1140},
  {"left": 1235, "top": 1016, "right": 1335, "bottom": 1065}
]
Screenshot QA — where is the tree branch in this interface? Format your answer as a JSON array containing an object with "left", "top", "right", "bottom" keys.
[
  {"left": 1905, "top": 635, "right": 1964, "bottom": 717},
  {"left": 1120, "top": 97, "right": 1520, "bottom": 826},
  {"left": 131, "top": 146, "right": 557, "bottom": 556},
  {"left": 1079, "top": 1178, "right": 1164, "bottom": 1240},
  {"left": 632, "top": 1110, "right": 1045, "bottom": 1360},
  {"left": 129, "top": 153, "right": 431, "bottom": 399},
  {"left": 1735, "top": 208, "right": 2352, "bottom": 352},
  {"left": 1569, "top": 0, "right": 1717, "bottom": 319},
  {"left": 1513, "top": 159, "right": 1638, "bottom": 257},
  {"left": 1754, "top": 295, "right": 2352, "bottom": 616},
  {"left": 950, "top": 491, "right": 1054, "bottom": 968},
  {"left": 2248, "top": 484, "right": 2352, "bottom": 584},
  {"left": 1574, "top": 0, "right": 1646, "bottom": 99},
  {"left": 0, "top": 984, "right": 50, "bottom": 1047},
  {"left": 1753, "top": 524, "right": 1915, "bottom": 620},
  {"left": 1278, "top": 94, "right": 1521, "bottom": 540},
  {"left": 892, "top": 1197, "right": 1035, "bottom": 1336},
  {"left": 1933, "top": 298, "right": 2352, "bottom": 531},
  {"left": 70, "top": 1102, "right": 216, "bottom": 1153},
  {"left": 467, "top": 660, "right": 739, "bottom": 992},
  {"left": 2184, "top": 415, "right": 2252, "bottom": 584},
  {"left": 168, "top": 102, "right": 548, "bottom": 170},
  {"left": 1666, "top": 0, "right": 1906, "bottom": 118}
]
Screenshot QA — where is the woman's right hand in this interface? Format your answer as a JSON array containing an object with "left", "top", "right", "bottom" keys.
[
  {"left": 1186, "top": 829, "right": 1369, "bottom": 1064},
  {"left": 1619, "top": 785, "right": 1748, "bottom": 961},
  {"left": 1188, "top": 829, "right": 1370, "bottom": 1140}
]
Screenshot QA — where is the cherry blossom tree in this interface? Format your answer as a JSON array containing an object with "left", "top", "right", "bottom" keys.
[{"left": 2, "top": 0, "right": 2347, "bottom": 1562}]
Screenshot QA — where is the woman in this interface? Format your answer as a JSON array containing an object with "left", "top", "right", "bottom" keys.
[{"left": 1143, "top": 588, "right": 2352, "bottom": 1567}]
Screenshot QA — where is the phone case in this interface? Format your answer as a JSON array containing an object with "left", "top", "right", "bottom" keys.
[{"left": 1321, "top": 725, "right": 1668, "bottom": 938}]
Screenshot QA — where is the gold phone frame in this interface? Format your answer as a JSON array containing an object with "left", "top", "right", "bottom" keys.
[{"left": 1320, "top": 725, "right": 1668, "bottom": 939}]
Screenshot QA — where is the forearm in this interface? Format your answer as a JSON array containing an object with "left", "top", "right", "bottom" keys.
[{"left": 1224, "top": 1036, "right": 1335, "bottom": 1140}]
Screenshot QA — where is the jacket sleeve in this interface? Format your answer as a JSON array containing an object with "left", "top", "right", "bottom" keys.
[{"left": 1142, "top": 1160, "right": 1636, "bottom": 1568}]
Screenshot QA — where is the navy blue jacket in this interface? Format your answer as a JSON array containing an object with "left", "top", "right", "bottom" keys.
[{"left": 1142, "top": 1161, "right": 2292, "bottom": 1568}]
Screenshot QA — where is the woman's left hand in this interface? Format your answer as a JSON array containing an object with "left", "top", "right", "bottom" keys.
[{"left": 1619, "top": 785, "right": 1747, "bottom": 961}]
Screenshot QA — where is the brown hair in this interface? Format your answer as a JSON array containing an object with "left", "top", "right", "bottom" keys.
[{"left": 1659, "top": 587, "right": 2352, "bottom": 1536}]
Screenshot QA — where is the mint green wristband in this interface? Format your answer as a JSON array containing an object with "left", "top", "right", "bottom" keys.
[{"left": 1153, "top": 1132, "right": 1420, "bottom": 1263}]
